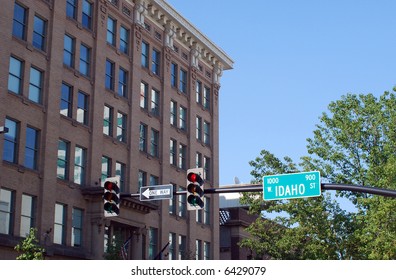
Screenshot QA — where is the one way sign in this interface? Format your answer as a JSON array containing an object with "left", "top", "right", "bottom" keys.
[{"left": 139, "top": 184, "right": 173, "bottom": 201}]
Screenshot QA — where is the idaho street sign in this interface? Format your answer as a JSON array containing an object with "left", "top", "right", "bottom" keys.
[
  {"left": 263, "top": 171, "right": 321, "bottom": 201},
  {"left": 139, "top": 184, "right": 173, "bottom": 201}
]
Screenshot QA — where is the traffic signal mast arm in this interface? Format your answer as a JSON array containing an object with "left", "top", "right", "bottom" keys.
[
  {"left": 121, "top": 183, "right": 396, "bottom": 198},
  {"left": 202, "top": 183, "right": 396, "bottom": 198}
]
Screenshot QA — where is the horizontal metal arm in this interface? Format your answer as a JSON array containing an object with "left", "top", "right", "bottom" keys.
[{"left": 121, "top": 183, "right": 396, "bottom": 198}]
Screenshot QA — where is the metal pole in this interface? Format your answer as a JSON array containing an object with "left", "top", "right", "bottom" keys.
[{"left": 121, "top": 183, "right": 396, "bottom": 199}]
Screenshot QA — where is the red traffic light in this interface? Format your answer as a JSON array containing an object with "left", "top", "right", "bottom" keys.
[
  {"left": 187, "top": 172, "right": 203, "bottom": 185},
  {"left": 104, "top": 181, "right": 119, "bottom": 193}
]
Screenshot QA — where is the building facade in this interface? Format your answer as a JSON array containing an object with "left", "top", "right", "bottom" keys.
[{"left": 0, "top": 0, "right": 233, "bottom": 259}]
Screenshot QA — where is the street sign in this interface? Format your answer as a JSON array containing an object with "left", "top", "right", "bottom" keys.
[
  {"left": 263, "top": 171, "right": 321, "bottom": 201},
  {"left": 139, "top": 184, "right": 173, "bottom": 201}
]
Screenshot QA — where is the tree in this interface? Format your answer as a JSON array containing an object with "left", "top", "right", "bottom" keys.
[
  {"left": 240, "top": 91, "right": 396, "bottom": 259},
  {"left": 14, "top": 228, "right": 45, "bottom": 260}
]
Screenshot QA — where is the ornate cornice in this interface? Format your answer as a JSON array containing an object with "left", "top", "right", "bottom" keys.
[{"left": 139, "top": 0, "right": 234, "bottom": 71}]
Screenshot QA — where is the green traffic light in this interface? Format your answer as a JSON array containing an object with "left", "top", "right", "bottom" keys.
[{"left": 187, "top": 195, "right": 204, "bottom": 208}]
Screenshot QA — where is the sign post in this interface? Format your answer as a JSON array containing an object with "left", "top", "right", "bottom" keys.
[
  {"left": 263, "top": 171, "right": 321, "bottom": 201},
  {"left": 139, "top": 184, "right": 173, "bottom": 201}
]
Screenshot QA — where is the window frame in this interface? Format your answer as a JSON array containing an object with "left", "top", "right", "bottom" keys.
[
  {"left": 32, "top": 15, "right": 47, "bottom": 51},
  {"left": 24, "top": 126, "right": 39, "bottom": 170},
  {"left": 12, "top": 2, "right": 27, "bottom": 40}
]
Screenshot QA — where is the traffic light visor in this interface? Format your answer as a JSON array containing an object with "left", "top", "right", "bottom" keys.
[
  {"left": 187, "top": 183, "right": 204, "bottom": 196},
  {"left": 104, "top": 181, "right": 119, "bottom": 193},
  {"left": 187, "top": 172, "right": 203, "bottom": 184}
]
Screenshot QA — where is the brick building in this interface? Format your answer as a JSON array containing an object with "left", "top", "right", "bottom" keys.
[{"left": 0, "top": 0, "right": 233, "bottom": 259}]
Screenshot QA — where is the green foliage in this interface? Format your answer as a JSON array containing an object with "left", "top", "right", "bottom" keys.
[
  {"left": 241, "top": 91, "right": 396, "bottom": 259},
  {"left": 104, "top": 237, "right": 124, "bottom": 260},
  {"left": 14, "top": 228, "right": 45, "bottom": 260}
]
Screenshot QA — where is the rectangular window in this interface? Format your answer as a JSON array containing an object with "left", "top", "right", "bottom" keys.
[
  {"left": 196, "top": 80, "right": 202, "bottom": 104},
  {"left": 116, "top": 162, "right": 126, "bottom": 192},
  {"left": 72, "top": 208, "right": 83, "bottom": 247},
  {"left": 150, "top": 89, "right": 160, "bottom": 116},
  {"left": 204, "top": 86, "right": 210, "bottom": 109},
  {"left": 141, "top": 41, "right": 149, "bottom": 68},
  {"left": 196, "top": 116, "right": 202, "bottom": 141},
  {"left": 196, "top": 206, "right": 203, "bottom": 223},
  {"left": 170, "top": 100, "right": 177, "bottom": 126},
  {"left": 178, "top": 186, "right": 186, "bottom": 218},
  {"left": 139, "top": 123, "right": 147, "bottom": 152},
  {"left": 170, "top": 63, "right": 177, "bottom": 88},
  {"left": 196, "top": 152, "right": 202, "bottom": 169},
  {"left": 20, "top": 194, "right": 36, "bottom": 237},
  {"left": 120, "top": 26, "right": 129, "bottom": 54},
  {"left": 148, "top": 227, "right": 158, "bottom": 260},
  {"left": 77, "top": 91, "right": 89, "bottom": 125},
  {"left": 168, "top": 232, "right": 176, "bottom": 260},
  {"left": 105, "top": 59, "right": 115, "bottom": 91},
  {"left": 116, "top": 112, "right": 126, "bottom": 142},
  {"left": 13, "top": 3, "right": 27, "bottom": 40},
  {"left": 79, "top": 44, "right": 91, "bottom": 76},
  {"left": 54, "top": 203, "right": 66, "bottom": 245},
  {"left": 179, "top": 68, "right": 187, "bottom": 94},
  {"left": 24, "top": 126, "right": 39, "bottom": 170},
  {"left": 60, "top": 83, "right": 72, "bottom": 118},
  {"left": 196, "top": 239, "right": 202, "bottom": 260},
  {"left": 150, "top": 129, "right": 159, "bottom": 158},
  {"left": 57, "top": 140, "right": 69, "bottom": 180},
  {"left": 204, "top": 197, "right": 210, "bottom": 225},
  {"left": 178, "top": 144, "right": 186, "bottom": 170},
  {"left": 8, "top": 56, "right": 23, "bottom": 95},
  {"left": 0, "top": 188, "right": 15, "bottom": 235},
  {"left": 149, "top": 175, "right": 159, "bottom": 186},
  {"left": 3, "top": 118, "right": 19, "bottom": 164},
  {"left": 66, "top": 0, "right": 77, "bottom": 19},
  {"left": 101, "top": 156, "right": 111, "bottom": 181},
  {"left": 82, "top": 0, "right": 93, "bottom": 30},
  {"left": 103, "top": 105, "right": 113, "bottom": 136},
  {"left": 179, "top": 106, "right": 187, "bottom": 131},
  {"left": 118, "top": 67, "right": 128, "bottom": 97},
  {"left": 64, "top": 34, "right": 75, "bottom": 67},
  {"left": 33, "top": 15, "right": 47, "bottom": 51},
  {"left": 106, "top": 16, "right": 116, "bottom": 46},
  {"left": 140, "top": 82, "right": 148, "bottom": 109},
  {"left": 204, "top": 156, "right": 210, "bottom": 181},
  {"left": 138, "top": 170, "right": 147, "bottom": 189},
  {"left": 204, "top": 121, "right": 210, "bottom": 145},
  {"left": 204, "top": 241, "right": 211, "bottom": 260},
  {"left": 151, "top": 49, "right": 160, "bottom": 75},
  {"left": 170, "top": 139, "right": 176, "bottom": 165},
  {"left": 178, "top": 234, "right": 187, "bottom": 260},
  {"left": 28, "top": 66, "right": 43, "bottom": 104},
  {"left": 74, "top": 146, "right": 86, "bottom": 185},
  {"left": 169, "top": 184, "right": 177, "bottom": 215}
]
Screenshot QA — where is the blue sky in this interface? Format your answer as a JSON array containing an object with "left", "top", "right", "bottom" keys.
[{"left": 166, "top": 0, "right": 396, "bottom": 187}]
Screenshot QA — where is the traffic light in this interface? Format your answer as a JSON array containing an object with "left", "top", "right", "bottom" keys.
[
  {"left": 186, "top": 168, "right": 204, "bottom": 210},
  {"left": 103, "top": 176, "right": 120, "bottom": 217}
]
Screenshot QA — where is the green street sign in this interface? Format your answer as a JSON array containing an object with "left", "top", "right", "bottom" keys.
[{"left": 263, "top": 171, "right": 321, "bottom": 201}]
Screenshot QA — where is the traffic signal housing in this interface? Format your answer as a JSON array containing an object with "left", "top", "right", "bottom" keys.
[
  {"left": 103, "top": 176, "right": 120, "bottom": 217},
  {"left": 186, "top": 168, "right": 204, "bottom": 210}
]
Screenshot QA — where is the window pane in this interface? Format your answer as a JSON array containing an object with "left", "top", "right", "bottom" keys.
[
  {"left": 8, "top": 57, "right": 23, "bottom": 94},
  {"left": 3, "top": 119, "right": 18, "bottom": 163},
  {"left": 0, "top": 189, "right": 13, "bottom": 235},
  {"left": 29, "top": 67, "right": 42, "bottom": 103},
  {"left": 24, "top": 127, "right": 38, "bottom": 169},
  {"left": 33, "top": 16, "right": 46, "bottom": 50},
  {"left": 13, "top": 3, "right": 26, "bottom": 40}
]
